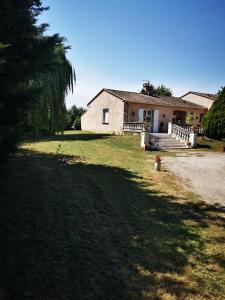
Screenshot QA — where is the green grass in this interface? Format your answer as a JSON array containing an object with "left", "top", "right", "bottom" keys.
[
  {"left": 197, "top": 136, "right": 225, "bottom": 152},
  {"left": 0, "top": 131, "right": 224, "bottom": 299}
]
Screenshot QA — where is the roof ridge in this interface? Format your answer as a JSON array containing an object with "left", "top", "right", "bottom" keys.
[
  {"left": 104, "top": 88, "right": 169, "bottom": 99},
  {"left": 190, "top": 91, "right": 217, "bottom": 95},
  {"left": 182, "top": 91, "right": 217, "bottom": 100},
  {"left": 105, "top": 88, "right": 145, "bottom": 96},
  {"left": 87, "top": 88, "right": 207, "bottom": 108}
]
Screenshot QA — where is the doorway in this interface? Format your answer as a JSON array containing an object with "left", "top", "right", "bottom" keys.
[
  {"left": 138, "top": 109, "right": 159, "bottom": 132},
  {"left": 173, "top": 110, "right": 187, "bottom": 124}
]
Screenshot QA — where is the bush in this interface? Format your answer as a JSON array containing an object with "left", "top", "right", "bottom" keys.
[
  {"left": 202, "top": 87, "right": 225, "bottom": 139},
  {"left": 74, "top": 117, "right": 81, "bottom": 130},
  {"left": 65, "top": 105, "right": 85, "bottom": 130}
]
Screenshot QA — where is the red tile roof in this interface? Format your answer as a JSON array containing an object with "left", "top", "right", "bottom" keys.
[
  {"left": 87, "top": 88, "right": 206, "bottom": 108},
  {"left": 181, "top": 91, "right": 217, "bottom": 101}
]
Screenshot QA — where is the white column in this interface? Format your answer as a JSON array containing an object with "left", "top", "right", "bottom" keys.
[
  {"left": 141, "top": 130, "right": 150, "bottom": 149},
  {"left": 189, "top": 132, "right": 197, "bottom": 148},
  {"left": 168, "top": 122, "right": 172, "bottom": 135}
]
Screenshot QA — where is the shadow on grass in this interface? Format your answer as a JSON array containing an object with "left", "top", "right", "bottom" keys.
[
  {"left": 23, "top": 132, "right": 111, "bottom": 144},
  {"left": 0, "top": 151, "right": 224, "bottom": 299},
  {"left": 196, "top": 143, "right": 211, "bottom": 149}
]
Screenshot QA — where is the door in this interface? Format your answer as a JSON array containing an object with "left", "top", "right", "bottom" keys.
[
  {"left": 138, "top": 109, "right": 152, "bottom": 131},
  {"left": 152, "top": 110, "right": 159, "bottom": 133}
]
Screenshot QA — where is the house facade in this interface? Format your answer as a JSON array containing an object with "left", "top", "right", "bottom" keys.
[
  {"left": 81, "top": 89, "right": 207, "bottom": 134},
  {"left": 180, "top": 91, "right": 217, "bottom": 110}
]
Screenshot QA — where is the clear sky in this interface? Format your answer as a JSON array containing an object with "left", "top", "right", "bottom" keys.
[{"left": 39, "top": 0, "right": 225, "bottom": 108}]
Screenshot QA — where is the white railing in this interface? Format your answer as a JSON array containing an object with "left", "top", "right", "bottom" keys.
[
  {"left": 123, "top": 122, "right": 143, "bottom": 133},
  {"left": 177, "top": 124, "right": 193, "bottom": 132},
  {"left": 174, "top": 124, "right": 203, "bottom": 135},
  {"left": 168, "top": 122, "right": 197, "bottom": 147},
  {"left": 172, "top": 124, "right": 191, "bottom": 143}
]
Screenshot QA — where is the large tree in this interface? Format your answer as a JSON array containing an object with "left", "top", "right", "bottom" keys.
[
  {"left": 0, "top": 1, "right": 75, "bottom": 154},
  {"left": 28, "top": 45, "right": 75, "bottom": 136},
  {"left": 141, "top": 82, "right": 173, "bottom": 97},
  {"left": 202, "top": 87, "right": 225, "bottom": 139}
]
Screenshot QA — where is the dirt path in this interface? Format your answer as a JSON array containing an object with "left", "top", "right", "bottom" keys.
[{"left": 163, "top": 151, "right": 225, "bottom": 206}]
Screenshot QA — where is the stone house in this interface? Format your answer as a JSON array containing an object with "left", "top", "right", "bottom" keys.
[{"left": 81, "top": 88, "right": 207, "bottom": 134}]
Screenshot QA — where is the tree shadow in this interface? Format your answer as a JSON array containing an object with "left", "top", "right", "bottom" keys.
[
  {"left": 0, "top": 151, "right": 224, "bottom": 299},
  {"left": 23, "top": 132, "right": 111, "bottom": 144},
  {"left": 196, "top": 143, "right": 211, "bottom": 149}
]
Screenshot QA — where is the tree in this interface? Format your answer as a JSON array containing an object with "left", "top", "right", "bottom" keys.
[
  {"left": 0, "top": 1, "right": 75, "bottom": 154},
  {"left": 141, "top": 82, "right": 173, "bottom": 97},
  {"left": 0, "top": 1, "right": 46, "bottom": 153},
  {"left": 202, "top": 87, "right": 225, "bottom": 139},
  {"left": 28, "top": 45, "right": 75, "bottom": 136},
  {"left": 66, "top": 105, "right": 85, "bottom": 130},
  {"left": 154, "top": 84, "right": 173, "bottom": 97},
  {"left": 141, "top": 82, "right": 155, "bottom": 96}
]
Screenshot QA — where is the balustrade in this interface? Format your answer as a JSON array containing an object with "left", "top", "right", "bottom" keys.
[
  {"left": 168, "top": 122, "right": 197, "bottom": 148},
  {"left": 172, "top": 124, "right": 190, "bottom": 142},
  {"left": 123, "top": 122, "right": 143, "bottom": 133}
]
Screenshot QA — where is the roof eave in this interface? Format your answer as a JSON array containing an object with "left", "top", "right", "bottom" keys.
[
  {"left": 181, "top": 91, "right": 216, "bottom": 100},
  {"left": 125, "top": 100, "right": 206, "bottom": 109}
]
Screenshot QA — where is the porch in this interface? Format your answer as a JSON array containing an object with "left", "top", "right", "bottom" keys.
[{"left": 140, "top": 122, "right": 198, "bottom": 150}]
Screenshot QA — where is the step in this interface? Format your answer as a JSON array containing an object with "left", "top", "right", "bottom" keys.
[
  {"left": 150, "top": 133, "right": 188, "bottom": 150},
  {"left": 154, "top": 140, "right": 187, "bottom": 145},
  {"left": 159, "top": 145, "right": 188, "bottom": 149}
]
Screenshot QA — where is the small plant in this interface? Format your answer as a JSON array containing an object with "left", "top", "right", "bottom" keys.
[
  {"left": 186, "top": 113, "right": 196, "bottom": 125},
  {"left": 186, "top": 141, "right": 191, "bottom": 148},
  {"left": 155, "top": 155, "right": 161, "bottom": 162},
  {"left": 56, "top": 144, "right": 62, "bottom": 154}
]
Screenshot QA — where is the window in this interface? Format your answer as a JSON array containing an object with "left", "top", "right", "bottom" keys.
[{"left": 103, "top": 108, "right": 109, "bottom": 124}]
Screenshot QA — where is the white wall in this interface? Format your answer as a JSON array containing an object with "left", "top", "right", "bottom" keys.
[
  {"left": 181, "top": 93, "right": 214, "bottom": 109},
  {"left": 81, "top": 91, "right": 124, "bottom": 133}
]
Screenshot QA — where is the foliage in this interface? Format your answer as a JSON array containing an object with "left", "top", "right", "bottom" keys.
[
  {"left": 74, "top": 117, "right": 81, "bottom": 130},
  {"left": 141, "top": 82, "right": 173, "bottom": 97},
  {"left": 154, "top": 84, "right": 173, "bottom": 97},
  {"left": 28, "top": 46, "right": 75, "bottom": 136},
  {"left": 202, "top": 87, "right": 225, "bottom": 139},
  {"left": 66, "top": 105, "right": 85, "bottom": 129},
  {"left": 0, "top": 0, "right": 75, "bottom": 155},
  {"left": 186, "top": 112, "right": 196, "bottom": 124}
]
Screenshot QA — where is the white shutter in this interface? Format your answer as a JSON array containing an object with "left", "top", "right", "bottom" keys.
[
  {"left": 153, "top": 110, "right": 159, "bottom": 132},
  {"left": 138, "top": 109, "right": 144, "bottom": 122}
]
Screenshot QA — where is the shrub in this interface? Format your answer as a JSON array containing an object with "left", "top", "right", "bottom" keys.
[
  {"left": 74, "top": 117, "right": 81, "bottom": 130},
  {"left": 202, "top": 87, "right": 225, "bottom": 139}
]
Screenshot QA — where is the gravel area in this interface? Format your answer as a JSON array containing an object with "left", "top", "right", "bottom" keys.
[{"left": 163, "top": 152, "right": 225, "bottom": 206}]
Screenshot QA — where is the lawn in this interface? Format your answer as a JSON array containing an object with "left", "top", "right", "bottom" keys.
[
  {"left": 0, "top": 131, "right": 224, "bottom": 299},
  {"left": 197, "top": 136, "right": 225, "bottom": 152}
]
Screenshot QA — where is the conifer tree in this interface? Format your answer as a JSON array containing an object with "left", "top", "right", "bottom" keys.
[
  {"left": 202, "top": 87, "right": 225, "bottom": 139},
  {"left": 0, "top": 1, "right": 75, "bottom": 154}
]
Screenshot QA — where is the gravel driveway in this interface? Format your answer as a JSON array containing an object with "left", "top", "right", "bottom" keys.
[{"left": 163, "top": 152, "right": 225, "bottom": 206}]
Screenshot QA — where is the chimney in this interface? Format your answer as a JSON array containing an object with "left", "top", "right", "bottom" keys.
[
  {"left": 143, "top": 82, "right": 149, "bottom": 94},
  {"left": 142, "top": 82, "right": 154, "bottom": 96}
]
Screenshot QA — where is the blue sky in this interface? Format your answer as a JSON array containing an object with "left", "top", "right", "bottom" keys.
[{"left": 40, "top": 0, "right": 225, "bottom": 108}]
